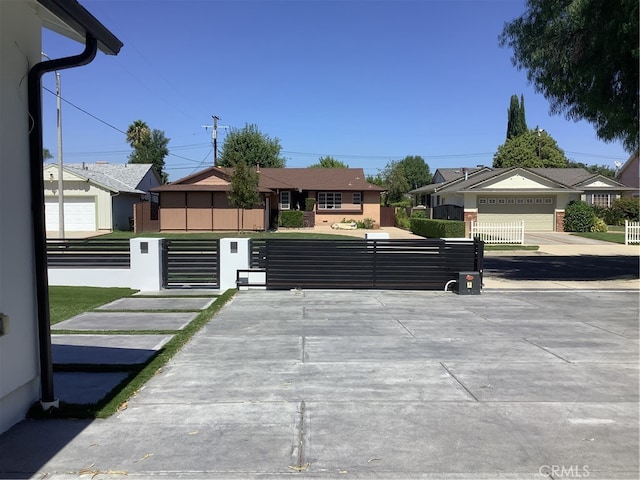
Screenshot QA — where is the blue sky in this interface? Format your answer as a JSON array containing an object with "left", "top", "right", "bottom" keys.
[{"left": 41, "top": 0, "right": 631, "bottom": 182}]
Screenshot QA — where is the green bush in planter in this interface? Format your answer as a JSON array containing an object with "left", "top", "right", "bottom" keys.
[
  {"left": 279, "top": 210, "right": 304, "bottom": 228},
  {"left": 563, "top": 201, "right": 595, "bottom": 232},
  {"left": 410, "top": 218, "right": 465, "bottom": 238},
  {"left": 305, "top": 198, "right": 316, "bottom": 211}
]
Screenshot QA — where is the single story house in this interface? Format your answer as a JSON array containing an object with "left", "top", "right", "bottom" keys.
[
  {"left": 150, "top": 166, "right": 385, "bottom": 231},
  {"left": 615, "top": 152, "right": 639, "bottom": 197},
  {"left": 409, "top": 166, "right": 634, "bottom": 232},
  {"left": 44, "top": 162, "right": 161, "bottom": 233},
  {"left": 1, "top": 0, "right": 121, "bottom": 434}
]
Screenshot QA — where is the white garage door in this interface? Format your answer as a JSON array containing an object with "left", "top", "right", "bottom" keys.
[
  {"left": 477, "top": 196, "right": 555, "bottom": 232},
  {"left": 45, "top": 197, "right": 96, "bottom": 231}
]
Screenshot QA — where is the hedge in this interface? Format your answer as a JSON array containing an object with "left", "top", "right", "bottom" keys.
[
  {"left": 279, "top": 210, "right": 304, "bottom": 228},
  {"left": 410, "top": 218, "right": 465, "bottom": 238}
]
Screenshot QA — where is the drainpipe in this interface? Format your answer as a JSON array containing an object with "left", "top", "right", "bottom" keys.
[{"left": 27, "top": 34, "right": 98, "bottom": 410}]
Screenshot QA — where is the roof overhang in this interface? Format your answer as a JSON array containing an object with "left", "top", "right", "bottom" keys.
[{"left": 34, "top": 0, "right": 123, "bottom": 55}]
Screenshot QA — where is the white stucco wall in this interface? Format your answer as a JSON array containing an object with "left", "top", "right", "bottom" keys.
[{"left": 0, "top": 0, "right": 42, "bottom": 434}]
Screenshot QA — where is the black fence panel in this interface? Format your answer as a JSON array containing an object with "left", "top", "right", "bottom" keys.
[
  {"left": 433, "top": 204, "right": 464, "bottom": 221},
  {"left": 162, "top": 239, "right": 219, "bottom": 288},
  {"left": 261, "top": 238, "right": 482, "bottom": 290},
  {"left": 46, "top": 239, "right": 130, "bottom": 268}
]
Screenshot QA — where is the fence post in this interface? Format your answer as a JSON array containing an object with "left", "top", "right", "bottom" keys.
[
  {"left": 130, "top": 238, "right": 164, "bottom": 291},
  {"left": 219, "top": 238, "right": 251, "bottom": 290},
  {"left": 520, "top": 220, "right": 525, "bottom": 245}
]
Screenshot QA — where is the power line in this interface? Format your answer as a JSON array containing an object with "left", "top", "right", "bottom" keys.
[{"left": 43, "top": 86, "right": 127, "bottom": 136}]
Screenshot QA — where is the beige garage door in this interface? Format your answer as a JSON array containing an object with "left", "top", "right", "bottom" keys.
[
  {"left": 477, "top": 196, "right": 555, "bottom": 231},
  {"left": 45, "top": 197, "right": 96, "bottom": 231}
]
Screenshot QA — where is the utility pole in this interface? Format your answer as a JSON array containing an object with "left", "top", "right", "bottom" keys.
[
  {"left": 212, "top": 115, "right": 219, "bottom": 166},
  {"left": 42, "top": 52, "right": 64, "bottom": 238},
  {"left": 202, "top": 115, "right": 228, "bottom": 166}
]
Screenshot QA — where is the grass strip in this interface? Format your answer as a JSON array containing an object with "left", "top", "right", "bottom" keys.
[
  {"left": 571, "top": 232, "right": 626, "bottom": 244},
  {"left": 484, "top": 244, "right": 540, "bottom": 251},
  {"left": 49, "top": 286, "right": 137, "bottom": 325},
  {"left": 30, "top": 289, "right": 237, "bottom": 419}
]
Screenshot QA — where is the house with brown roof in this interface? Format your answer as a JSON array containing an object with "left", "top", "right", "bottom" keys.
[
  {"left": 409, "top": 166, "right": 634, "bottom": 232},
  {"left": 149, "top": 167, "right": 385, "bottom": 231}
]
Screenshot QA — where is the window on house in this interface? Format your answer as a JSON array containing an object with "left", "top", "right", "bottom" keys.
[
  {"left": 280, "top": 191, "right": 291, "bottom": 210},
  {"left": 588, "top": 193, "right": 613, "bottom": 208},
  {"left": 318, "top": 192, "right": 342, "bottom": 209},
  {"left": 352, "top": 192, "right": 361, "bottom": 205}
]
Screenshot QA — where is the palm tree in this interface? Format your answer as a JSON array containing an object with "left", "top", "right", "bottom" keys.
[{"left": 126, "top": 120, "right": 150, "bottom": 148}]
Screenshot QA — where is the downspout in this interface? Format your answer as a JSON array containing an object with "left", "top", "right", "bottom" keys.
[{"left": 27, "top": 34, "right": 98, "bottom": 409}]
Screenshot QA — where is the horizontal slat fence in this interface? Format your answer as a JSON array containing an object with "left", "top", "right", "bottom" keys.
[
  {"left": 259, "top": 238, "right": 483, "bottom": 290},
  {"left": 470, "top": 220, "right": 525, "bottom": 244},
  {"left": 625, "top": 220, "right": 640, "bottom": 245},
  {"left": 46, "top": 239, "right": 130, "bottom": 268},
  {"left": 162, "top": 239, "right": 219, "bottom": 288}
]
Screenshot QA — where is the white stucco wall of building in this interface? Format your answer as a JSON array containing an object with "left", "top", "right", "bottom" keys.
[{"left": 0, "top": 0, "right": 42, "bottom": 434}]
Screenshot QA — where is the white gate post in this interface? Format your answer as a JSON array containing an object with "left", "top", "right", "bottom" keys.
[
  {"left": 130, "top": 238, "right": 164, "bottom": 291},
  {"left": 219, "top": 238, "right": 251, "bottom": 290}
]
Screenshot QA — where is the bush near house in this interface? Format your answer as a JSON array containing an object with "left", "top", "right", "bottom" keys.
[
  {"left": 410, "top": 218, "right": 465, "bottom": 238},
  {"left": 279, "top": 210, "right": 304, "bottom": 228},
  {"left": 592, "top": 197, "right": 640, "bottom": 226},
  {"left": 563, "top": 200, "right": 596, "bottom": 232}
]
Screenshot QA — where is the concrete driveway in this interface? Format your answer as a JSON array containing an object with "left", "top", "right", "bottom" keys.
[{"left": 0, "top": 289, "right": 637, "bottom": 479}]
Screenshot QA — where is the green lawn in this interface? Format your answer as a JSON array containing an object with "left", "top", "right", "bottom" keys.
[
  {"left": 570, "top": 231, "right": 626, "bottom": 244},
  {"left": 49, "top": 286, "right": 137, "bottom": 324}
]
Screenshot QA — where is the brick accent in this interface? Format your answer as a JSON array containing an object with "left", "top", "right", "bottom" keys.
[
  {"left": 555, "top": 210, "right": 565, "bottom": 232},
  {"left": 464, "top": 210, "right": 478, "bottom": 237}
]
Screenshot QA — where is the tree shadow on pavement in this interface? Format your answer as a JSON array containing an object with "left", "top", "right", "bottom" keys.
[{"left": 483, "top": 255, "right": 640, "bottom": 281}]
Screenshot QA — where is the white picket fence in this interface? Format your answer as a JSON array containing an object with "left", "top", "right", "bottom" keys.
[
  {"left": 470, "top": 220, "right": 525, "bottom": 244},
  {"left": 625, "top": 220, "right": 640, "bottom": 245}
]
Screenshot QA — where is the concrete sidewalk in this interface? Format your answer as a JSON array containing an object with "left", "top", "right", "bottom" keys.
[{"left": 0, "top": 289, "right": 638, "bottom": 479}]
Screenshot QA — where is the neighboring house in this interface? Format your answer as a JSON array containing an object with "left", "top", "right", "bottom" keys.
[
  {"left": 615, "top": 152, "right": 639, "bottom": 197},
  {"left": 0, "top": 0, "right": 121, "bottom": 434},
  {"left": 410, "top": 167, "right": 633, "bottom": 232},
  {"left": 43, "top": 162, "right": 161, "bottom": 233},
  {"left": 150, "top": 167, "right": 385, "bottom": 231}
]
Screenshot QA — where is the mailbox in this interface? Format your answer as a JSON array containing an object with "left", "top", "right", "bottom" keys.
[{"left": 456, "top": 271, "right": 481, "bottom": 295}]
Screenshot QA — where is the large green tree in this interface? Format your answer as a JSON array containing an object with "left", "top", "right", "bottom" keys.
[
  {"left": 566, "top": 160, "right": 617, "bottom": 179},
  {"left": 218, "top": 123, "right": 286, "bottom": 168},
  {"left": 398, "top": 155, "right": 432, "bottom": 190},
  {"left": 506, "top": 94, "right": 528, "bottom": 139},
  {"left": 381, "top": 160, "right": 410, "bottom": 205},
  {"left": 493, "top": 128, "right": 568, "bottom": 168},
  {"left": 227, "top": 160, "right": 260, "bottom": 231},
  {"left": 308, "top": 156, "right": 348, "bottom": 168},
  {"left": 500, "top": 0, "right": 639, "bottom": 152}
]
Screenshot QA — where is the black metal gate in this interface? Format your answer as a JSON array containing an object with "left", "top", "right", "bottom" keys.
[
  {"left": 162, "top": 239, "right": 220, "bottom": 288},
  {"left": 253, "top": 238, "right": 483, "bottom": 290}
]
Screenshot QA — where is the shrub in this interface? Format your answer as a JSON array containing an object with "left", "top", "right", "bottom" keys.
[
  {"left": 610, "top": 197, "right": 640, "bottom": 224},
  {"left": 591, "top": 217, "right": 608, "bottom": 232},
  {"left": 563, "top": 201, "right": 595, "bottom": 232},
  {"left": 304, "top": 198, "right": 316, "bottom": 211},
  {"left": 395, "top": 207, "right": 410, "bottom": 229},
  {"left": 410, "top": 218, "right": 465, "bottom": 238},
  {"left": 279, "top": 210, "right": 304, "bottom": 228},
  {"left": 411, "top": 209, "right": 428, "bottom": 219},
  {"left": 356, "top": 218, "right": 375, "bottom": 229}
]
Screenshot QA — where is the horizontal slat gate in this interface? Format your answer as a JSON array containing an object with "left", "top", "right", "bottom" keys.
[
  {"left": 47, "top": 239, "right": 130, "bottom": 268},
  {"left": 261, "top": 239, "right": 482, "bottom": 290},
  {"left": 163, "top": 239, "right": 219, "bottom": 288}
]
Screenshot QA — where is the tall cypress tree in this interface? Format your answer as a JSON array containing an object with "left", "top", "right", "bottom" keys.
[
  {"left": 518, "top": 94, "right": 528, "bottom": 134},
  {"left": 506, "top": 94, "right": 528, "bottom": 139}
]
